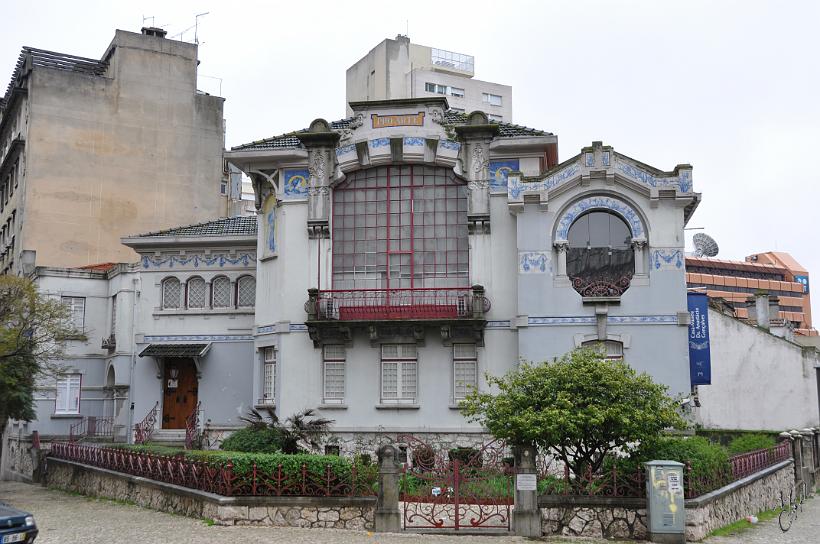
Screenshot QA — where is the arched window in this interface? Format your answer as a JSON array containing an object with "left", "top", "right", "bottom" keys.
[
  {"left": 236, "top": 276, "right": 256, "bottom": 308},
  {"left": 161, "top": 277, "right": 182, "bottom": 309},
  {"left": 212, "top": 276, "right": 231, "bottom": 309},
  {"left": 582, "top": 340, "right": 624, "bottom": 360},
  {"left": 186, "top": 277, "right": 207, "bottom": 309},
  {"left": 567, "top": 211, "right": 634, "bottom": 297},
  {"left": 332, "top": 165, "right": 469, "bottom": 290}
]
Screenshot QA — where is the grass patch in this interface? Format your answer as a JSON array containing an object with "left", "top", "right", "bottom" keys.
[
  {"left": 202, "top": 517, "right": 216, "bottom": 526},
  {"left": 708, "top": 506, "right": 781, "bottom": 537}
]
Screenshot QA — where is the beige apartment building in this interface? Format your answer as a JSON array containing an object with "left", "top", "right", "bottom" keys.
[
  {"left": 0, "top": 27, "right": 229, "bottom": 273},
  {"left": 346, "top": 35, "right": 512, "bottom": 122}
]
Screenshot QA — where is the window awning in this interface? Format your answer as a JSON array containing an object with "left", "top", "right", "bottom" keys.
[{"left": 138, "top": 343, "right": 211, "bottom": 358}]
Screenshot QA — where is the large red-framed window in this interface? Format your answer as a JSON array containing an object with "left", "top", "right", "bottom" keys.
[{"left": 332, "top": 165, "right": 469, "bottom": 290}]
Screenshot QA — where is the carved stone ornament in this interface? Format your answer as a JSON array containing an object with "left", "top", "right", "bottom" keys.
[
  {"left": 309, "top": 150, "right": 327, "bottom": 185},
  {"left": 337, "top": 113, "right": 365, "bottom": 143},
  {"left": 468, "top": 179, "right": 490, "bottom": 190},
  {"left": 472, "top": 144, "right": 488, "bottom": 177},
  {"left": 428, "top": 107, "right": 445, "bottom": 125}
]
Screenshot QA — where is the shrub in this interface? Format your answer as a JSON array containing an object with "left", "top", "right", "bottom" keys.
[
  {"left": 610, "top": 436, "right": 730, "bottom": 479},
  {"left": 112, "top": 444, "right": 186, "bottom": 456},
  {"left": 726, "top": 433, "right": 776, "bottom": 456},
  {"left": 187, "top": 450, "right": 354, "bottom": 478},
  {"left": 220, "top": 427, "right": 281, "bottom": 453}
]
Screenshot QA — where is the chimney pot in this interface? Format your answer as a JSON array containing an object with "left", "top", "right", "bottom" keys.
[{"left": 141, "top": 27, "right": 167, "bottom": 38}]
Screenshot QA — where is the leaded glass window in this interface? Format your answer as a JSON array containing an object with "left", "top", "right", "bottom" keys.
[
  {"left": 332, "top": 166, "right": 469, "bottom": 290},
  {"left": 187, "top": 277, "right": 207, "bottom": 309},
  {"left": 236, "top": 276, "right": 256, "bottom": 308},
  {"left": 567, "top": 211, "right": 635, "bottom": 297},
  {"left": 161, "top": 278, "right": 182, "bottom": 309},
  {"left": 323, "top": 345, "right": 346, "bottom": 404},
  {"left": 212, "top": 276, "right": 231, "bottom": 308}
]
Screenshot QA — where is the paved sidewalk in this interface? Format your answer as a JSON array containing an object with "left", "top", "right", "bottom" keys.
[
  {"left": 0, "top": 481, "right": 613, "bottom": 544},
  {"left": 705, "top": 492, "right": 819, "bottom": 544}
]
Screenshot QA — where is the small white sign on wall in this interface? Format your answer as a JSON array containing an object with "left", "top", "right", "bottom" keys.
[{"left": 516, "top": 473, "right": 537, "bottom": 491}]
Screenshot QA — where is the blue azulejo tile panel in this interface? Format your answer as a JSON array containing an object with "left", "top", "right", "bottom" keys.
[
  {"left": 369, "top": 138, "right": 391, "bottom": 149},
  {"left": 144, "top": 335, "right": 254, "bottom": 342},
  {"left": 528, "top": 316, "right": 596, "bottom": 326},
  {"left": 282, "top": 169, "right": 309, "bottom": 199},
  {"left": 141, "top": 253, "right": 255, "bottom": 269},
  {"left": 403, "top": 137, "right": 425, "bottom": 147},
  {"left": 519, "top": 251, "right": 551, "bottom": 274},
  {"left": 606, "top": 315, "right": 678, "bottom": 325},
  {"left": 438, "top": 140, "right": 461, "bottom": 151},
  {"left": 650, "top": 248, "right": 685, "bottom": 271},
  {"left": 335, "top": 144, "right": 356, "bottom": 157},
  {"left": 257, "top": 325, "right": 275, "bottom": 334},
  {"left": 486, "top": 320, "right": 512, "bottom": 329},
  {"left": 489, "top": 159, "right": 519, "bottom": 192},
  {"left": 555, "top": 196, "right": 644, "bottom": 240},
  {"left": 677, "top": 170, "right": 692, "bottom": 193},
  {"left": 289, "top": 323, "right": 308, "bottom": 332}
]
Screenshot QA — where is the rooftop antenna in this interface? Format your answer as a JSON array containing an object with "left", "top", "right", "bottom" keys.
[
  {"left": 692, "top": 233, "right": 720, "bottom": 258},
  {"left": 142, "top": 15, "right": 156, "bottom": 27},
  {"left": 194, "top": 12, "right": 210, "bottom": 44}
]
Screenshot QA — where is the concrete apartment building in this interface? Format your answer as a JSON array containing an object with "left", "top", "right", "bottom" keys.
[
  {"left": 0, "top": 27, "right": 229, "bottom": 274},
  {"left": 346, "top": 35, "right": 512, "bottom": 122},
  {"left": 686, "top": 251, "right": 815, "bottom": 336}
]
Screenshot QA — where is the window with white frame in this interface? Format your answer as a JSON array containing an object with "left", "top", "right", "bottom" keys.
[
  {"left": 261, "top": 347, "right": 276, "bottom": 404},
  {"left": 453, "top": 343, "right": 478, "bottom": 400},
  {"left": 487, "top": 113, "right": 503, "bottom": 122},
  {"left": 482, "top": 93, "right": 503, "bottom": 106},
  {"left": 323, "top": 345, "right": 346, "bottom": 404},
  {"left": 381, "top": 344, "right": 417, "bottom": 404},
  {"left": 236, "top": 276, "right": 256, "bottom": 308},
  {"left": 61, "top": 296, "right": 85, "bottom": 331},
  {"left": 55, "top": 374, "right": 81, "bottom": 414},
  {"left": 449, "top": 87, "right": 465, "bottom": 98},
  {"left": 186, "top": 277, "right": 207, "bottom": 309},
  {"left": 211, "top": 276, "right": 231, "bottom": 308},
  {"left": 581, "top": 340, "right": 624, "bottom": 360},
  {"left": 161, "top": 278, "right": 182, "bottom": 309}
]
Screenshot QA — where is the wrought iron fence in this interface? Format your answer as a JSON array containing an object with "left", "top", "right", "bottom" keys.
[
  {"left": 133, "top": 402, "right": 158, "bottom": 445},
  {"left": 540, "top": 464, "right": 646, "bottom": 498},
  {"left": 69, "top": 416, "right": 115, "bottom": 442},
  {"left": 185, "top": 402, "right": 201, "bottom": 450},
  {"left": 307, "top": 286, "right": 490, "bottom": 321},
  {"left": 49, "top": 442, "right": 377, "bottom": 498}
]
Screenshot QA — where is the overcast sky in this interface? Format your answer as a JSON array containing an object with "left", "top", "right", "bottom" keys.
[{"left": 3, "top": 1, "right": 819, "bottom": 320}]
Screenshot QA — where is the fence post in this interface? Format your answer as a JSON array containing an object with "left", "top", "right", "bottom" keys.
[
  {"left": 800, "top": 429, "right": 815, "bottom": 491},
  {"left": 513, "top": 445, "right": 541, "bottom": 537},
  {"left": 375, "top": 444, "right": 401, "bottom": 532},
  {"left": 789, "top": 430, "right": 804, "bottom": 489}
]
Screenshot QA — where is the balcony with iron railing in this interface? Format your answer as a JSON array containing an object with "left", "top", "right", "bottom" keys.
[{"left": 305, "top": 285, "right": 489, "bottom": 323}]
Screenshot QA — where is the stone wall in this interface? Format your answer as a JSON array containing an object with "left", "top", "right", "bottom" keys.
[
  {"left": 685, "top": 460, "right": 794, "bottom": 541},
  {"left": 539, "top": 498, "right": 647, "bottom": 539},
  {"left": 325, "top": 431, "right": 493, "bottom": 457},
  {"left": 45, "top": 458, "right": 375, "bottom": 530},
  {"left": 1, "top": 432, "right": 41, "bottom": 482}
]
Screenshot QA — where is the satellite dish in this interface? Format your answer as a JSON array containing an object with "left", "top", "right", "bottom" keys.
[{"left": 693, "top": 233, "right": 719, "bottom": 258}]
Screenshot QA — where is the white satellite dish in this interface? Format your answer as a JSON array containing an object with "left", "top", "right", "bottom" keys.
[{"left": 693, "top": 233, "right": 719, "bottom": 258}]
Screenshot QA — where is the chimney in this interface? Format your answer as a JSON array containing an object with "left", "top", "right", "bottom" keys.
[
  {"left": 141, "top": 27, "right": 167, "bottom": 38},
  {"left": 755, "top": 292, "right": 770, "bottom": 331},
  {"left": 768, "top": 295, "right": 781, "bottom": 323}
]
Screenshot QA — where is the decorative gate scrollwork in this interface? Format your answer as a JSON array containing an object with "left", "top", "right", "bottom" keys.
[{"left": 398, "top": 434, "right": 513, "bottom": 532}]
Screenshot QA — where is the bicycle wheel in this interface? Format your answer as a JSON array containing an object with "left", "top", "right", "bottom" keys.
[{"left": 779, "top": 509, "right": 793, "bottom": 532}]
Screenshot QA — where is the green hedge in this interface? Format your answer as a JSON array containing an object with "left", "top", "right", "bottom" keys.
[
  {"left": 219, "top": 427, "right": 281, "bottom": 453},
  {"left": 608, "top": 436, "right": 730, "bottom": 479},
  {"left": 726, "top": 433, "right": 776, "bottom": 456}
]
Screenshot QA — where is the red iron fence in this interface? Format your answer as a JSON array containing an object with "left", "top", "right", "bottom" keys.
[
  {"left": 307, "top": 287, "right": 490, "bottom": 321},
  {"left": 185, "top": 402, "right": 201, "bottom": 450},
  {"left": 133, "top": 402, "right": 158, "bottom": 445},
  {"left": 49, "top": 442, "right": 377, "bottom": 498},
  {"left": 69, "top": 416, "right": 115, "bottom": 442}
]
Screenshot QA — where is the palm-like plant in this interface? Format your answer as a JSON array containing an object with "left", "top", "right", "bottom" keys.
[{"left": 239, "top": 407, "right": 334, "bottom": 454}]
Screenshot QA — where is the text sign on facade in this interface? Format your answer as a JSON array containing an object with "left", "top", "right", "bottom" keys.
[
  {"left": 687, "top": 292, "right": 712, "bottom": 386},
  {"left": 371, "top": 112, "right": 425, "bottom": 129},
  {"left": 516, "top": 473, "right": 537, "bottom": 491}
]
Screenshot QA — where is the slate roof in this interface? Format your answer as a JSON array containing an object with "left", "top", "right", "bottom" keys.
[
  {"left": 132, "top": 216, "right": 258, "bottom": 238},
  {"left": 2, "top": 47, "right": 108, "bottom": 111},
  {"left": 230, "top": 111, "right": 551, "bottom": 152}
]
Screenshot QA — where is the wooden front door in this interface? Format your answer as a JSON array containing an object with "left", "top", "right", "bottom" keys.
[{"left": 161, "top": 358, "right": 198, "bottom": 429}]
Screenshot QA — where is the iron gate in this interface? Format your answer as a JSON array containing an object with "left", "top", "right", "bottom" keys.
[{"left": 398, "top": 435, "right": 513, "bottom": 531}]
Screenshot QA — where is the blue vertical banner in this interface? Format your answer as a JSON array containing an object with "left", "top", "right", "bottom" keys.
[{"left": 687, "top": 292, "right": 711, "bottom": 386}]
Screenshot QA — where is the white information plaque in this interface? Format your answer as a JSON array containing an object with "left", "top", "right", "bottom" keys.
[{"left": 516, "top": 473, "right": 537, "bottom": 491}]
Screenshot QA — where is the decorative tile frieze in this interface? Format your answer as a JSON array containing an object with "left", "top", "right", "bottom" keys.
[
  {"left": 529, "top": 316, "right": 596, "bottom": 326},
  {"left": 615, "top": 158, "right": 693, "bottom": 193},
  {"left": 527, "top": 315, "right": 678, "bottom": 326},
  {"left": 650, "top": 248, "right": 685, "bottom": 270},
  {"left": 507, "top": 162, "right": 580, "bottom": 200},
  {"left": 143, "top": 335, "right": 253, "bottom": 342},
  {"left": 486, "top": 320, "right": 512, "bottom": 329},
  {"left": 141, "top": 253, "right": 255, "bottom": 269},
  {"left": 519, "top": 251, "right": 551, "bottom": 274},
  {"left": 555, "top": 196, "right": 645, "bottom": 240},
  {"left": 257, "top": 325, "right": 275, "bottom": 334}
]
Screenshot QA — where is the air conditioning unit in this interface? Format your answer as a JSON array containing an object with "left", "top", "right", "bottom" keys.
[
  {"left": 101, "top": 334, "right": 116, "bottom": 350},
  {"left": 318, "top": 299, "right": 339, "bottom": 320}
]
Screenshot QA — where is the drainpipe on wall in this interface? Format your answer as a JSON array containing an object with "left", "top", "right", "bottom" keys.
[{"left": 126, "top": 276, "right": 140, "bottom": 443}]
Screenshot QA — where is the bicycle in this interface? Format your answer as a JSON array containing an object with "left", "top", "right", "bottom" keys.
[{"left": 778, "top": 481, "right": 807, "bottom": 532}]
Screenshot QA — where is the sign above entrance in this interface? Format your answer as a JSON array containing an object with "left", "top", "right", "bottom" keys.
[{"left": 371, "top": 112, "right": 425, "bottom": 129}]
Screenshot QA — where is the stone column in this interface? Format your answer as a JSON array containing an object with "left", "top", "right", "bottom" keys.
[
  {"left": 789, "top": 430, "right": 804, "bottom": 488},
  {"left": 632, "top": 239, "right": 647, "bottom": 275},
  {"left": 454, "top": 112, "right": 499, "bottom": 220},
  {"left": 513, "top": 445, "right": 541, "bottom": 537},
  {"left": 295, "top": 119, "right": 340, "bottom": 229},
  {"left": 554, "top": 241, "right": 568, "bottom": 277},
  {"left": 375, "top": 444, "right": 402, "bottom": 532},
  {"left": 800, "top": 429, "right": 815, "bottom": 490}
]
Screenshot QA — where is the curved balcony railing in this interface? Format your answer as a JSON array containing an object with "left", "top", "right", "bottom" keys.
[{"left": 306, "top": 286, "right": 490, "bottom": 322}]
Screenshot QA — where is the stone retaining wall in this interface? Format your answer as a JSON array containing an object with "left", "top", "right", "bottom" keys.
[
  {"left": 1, "top": 433, "right": 39, "bottom": 482},
  {"left": 539, "top": 497, "right": 647, "bottom": 540},
  {"left": 45, "top": 458, "right": 375, "bottom": 530},
  {"left": 685, "top": 459, "right": 794, "bottom": 541}
]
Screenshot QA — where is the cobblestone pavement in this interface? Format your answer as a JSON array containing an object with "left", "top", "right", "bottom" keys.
[
  {"left": 0, "top": 481, "right": 617, "bottom": 544},
  {"left": 705, "top": 492, "right": 819, "bottom": 544}
]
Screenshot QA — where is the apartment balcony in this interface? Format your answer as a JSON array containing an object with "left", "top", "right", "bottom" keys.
[{"left": 304, "top": 286, "right": 490, "bottom": 346}]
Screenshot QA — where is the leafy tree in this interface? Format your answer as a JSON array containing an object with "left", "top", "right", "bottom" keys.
[
  {"left": 235, "top": 407, "right": 334, "bottom": 454},
  {"left": 459, "top": 348, "right": 685, "bottom": 479},
  {"left": 0, "top": 275, "right": 75, "bottom": 431}
]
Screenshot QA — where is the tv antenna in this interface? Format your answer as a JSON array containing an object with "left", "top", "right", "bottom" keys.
[
  {"left": 692, "top": 233, "right": 720, "bottom": 258},
  {"left": 142, "top": 15, "right": 156, "bottom": 27},
  {"left": 195, "top": 12, "right": 210, "bottom": 44}
]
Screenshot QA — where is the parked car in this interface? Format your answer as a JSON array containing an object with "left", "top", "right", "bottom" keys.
[{"left": 0, "top": 502, "right": 37, "bottom": 543}]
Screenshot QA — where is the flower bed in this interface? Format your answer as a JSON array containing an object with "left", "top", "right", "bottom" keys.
[{"left": 49, "top": 442, "right": 377, "bottom": 497}]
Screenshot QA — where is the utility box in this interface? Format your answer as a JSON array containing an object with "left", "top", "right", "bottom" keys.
[{"left": 644, "top": 460, "right": 685, "bottom": 544}]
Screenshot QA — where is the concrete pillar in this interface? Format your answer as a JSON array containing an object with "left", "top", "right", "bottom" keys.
[
  {"left": 789, "top": 430, "right": 804, "bottom": 487},
  {"left": 755, "top": 293, "right": 770, "bottom": 330},
  {"left": 800, "top": 429, "right": 815, "bottom": 490},
  {"left": 633, "top": 240, "right": 647, "bottom": 276},
  {"left": 554, "top": 242, "right": 568, "bottom": 277},
  {"left": 375, "top": 444, "right": 402, "bottom": 533},
  {"left": 513, "top": 445, "right": 541, "bottom": 537}
]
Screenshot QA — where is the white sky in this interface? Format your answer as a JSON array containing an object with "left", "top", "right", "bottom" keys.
[{"left": 3, "top": 0, "right": 819, "bottom": 320}]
